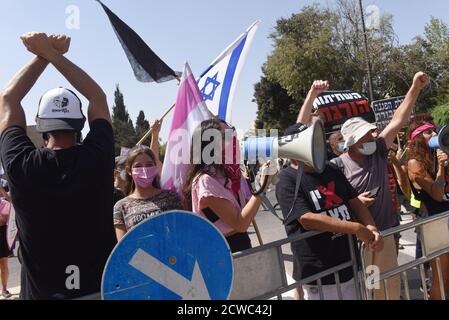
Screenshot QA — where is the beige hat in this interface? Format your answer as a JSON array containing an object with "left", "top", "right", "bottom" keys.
[{"left": 341, "top": 117, "right": 377, "bottom": 150}]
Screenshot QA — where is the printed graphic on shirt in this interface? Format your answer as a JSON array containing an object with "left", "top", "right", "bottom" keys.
[
  {"left": 308, "top": 181, "right": 351, "bottom": 240},
  {"left": 309, "top": 181, "right": 350, "bottom": 221},
  {"left": 114, "top": 190, "right": 183, "bottom": 231}
]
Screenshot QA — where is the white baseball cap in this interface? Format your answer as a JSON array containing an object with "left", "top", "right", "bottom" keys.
[
  {"left": 341, "top": 117, "right": 377, "bottom": 150},
  {"left": 36, "top": 87, "right": 86, "bottom": 133}
]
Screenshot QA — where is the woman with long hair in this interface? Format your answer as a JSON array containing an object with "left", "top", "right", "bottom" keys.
[
  {"left": 183, "top": 118, "right": 274, "bottom": 253},
  {"left": 406, "top": 118, "right": 449, "bottom": 299},
  {"left": 114, "top": 145, "right": 183, "bottom": 241}
]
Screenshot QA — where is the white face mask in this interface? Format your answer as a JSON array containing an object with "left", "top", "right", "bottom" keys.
[{"left": 358, "top": 141, "right": 377, "bottom": 156}]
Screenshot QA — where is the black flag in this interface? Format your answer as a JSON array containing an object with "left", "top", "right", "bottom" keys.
[{"left": 97, "top": 0, "right": 179, "bottom": 83}]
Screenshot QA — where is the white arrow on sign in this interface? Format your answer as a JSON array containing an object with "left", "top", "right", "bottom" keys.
[{"left": 129, "top": 248, "right": 211, "bottom": 300}]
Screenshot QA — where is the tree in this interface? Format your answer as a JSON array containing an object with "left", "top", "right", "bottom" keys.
[
  {"left": 431, "top": 103, "right": 449, "bottom": 126},
  {"left": 135, "top": 110, "right": 150, "bottom": 142},
  {"left": 254, "top": 2, "right": 449, "bottom": 131},
  {"left": 159, "top": 142, "right": 167, "bottom": 162},
  {"left": 112, "top": 84, "right": 136, "bottom": 154},
  {"left": 255, "top": 2, "right": 398, "bottom": 132},
  {"left": 424, "top": 17, "right": 449, "bottom": 106},
  {"left": 253, "top": 76, "right": 296, "bottom": 132},
  {"left": 112, "top": 84, "right": 128, "bottom": 122}
]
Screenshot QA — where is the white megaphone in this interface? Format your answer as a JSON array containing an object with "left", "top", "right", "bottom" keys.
[
  {"left": 243, "top": 121, "right": 327, "bottom": 173},
  {"left": 429, "top": 125, "right": 449, "bottom": 154}
]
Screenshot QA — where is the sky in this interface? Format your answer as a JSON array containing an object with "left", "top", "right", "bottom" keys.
[{"left": 0, "top": 0, "right": 448, "bottom": 142}]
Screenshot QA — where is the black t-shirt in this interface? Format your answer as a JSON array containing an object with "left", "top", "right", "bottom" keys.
[
  {"left": 0, "top": 119, "right": 117, "bottom": 300},
  {"left": 276, "top": 164, "right": 359, "bottom": 285},
  {"left": 113, "top": 189, "right": 125, "bottom": 206}
]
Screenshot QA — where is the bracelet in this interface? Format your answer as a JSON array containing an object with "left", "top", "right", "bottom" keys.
[{"left": 434, "top": 181, "right": 446, "bottom": 188}]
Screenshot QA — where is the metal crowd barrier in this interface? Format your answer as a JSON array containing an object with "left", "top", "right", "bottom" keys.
[
  {"left": 359, "top": 211, "right": 449, "bottom": 300},
  {"left": 230, "top": 231, "right": 362, "bottom": 300},
  {"left": 76, "top": 211, "right": 449, "bottom": 300}
]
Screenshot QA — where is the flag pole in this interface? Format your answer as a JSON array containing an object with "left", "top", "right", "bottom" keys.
[
  {"left": 136, "top": 103, "right": 176, "bottom": 146},
  {"left": 136, "top": 76, "right": 181, "bottom": 146},
  {"left": 136, "top": 75, "right": 264, "bottom": 247}
]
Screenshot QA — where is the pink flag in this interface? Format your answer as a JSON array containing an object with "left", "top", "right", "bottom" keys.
[{"left": 161, "top": 63, "right": 212, "bottom": 194}]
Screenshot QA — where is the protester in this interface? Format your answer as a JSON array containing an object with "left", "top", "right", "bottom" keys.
[
  {"left": 0, "top": 197, "right": 12, "bottom": 299},
  {"left": 0, "top": 32, "right": 117, "bottom": 299},
  {"left": 406, "top": 118, "right": 449, "bottom": 300},
  {"left": 328, "top": 132, "right": 345, "bottom": 158},
  {"left": 149, "top": 119, "right": 163, "bottom": 175},
  {"left": 400, "top": 114, "right": 434, "bottom": 293},
  {"left": 183, "top": 118, "right": 275, "bottom": 253},
  {"left": 387, "top": 143, "right": 411, "bottom": 252},
  {"left": 114, "top": 120, "right": 162, "bottom": 206},
  {"left": 114, "top": 145, "right": 183, "bottom": 241},
  {"left": 113, "top": 156, "right": 127, "bottom": 205},
  {"left": 276, "top": 122, "right": 383, "bottom": 300},
  {"left": 297, "top": 80, "right": 330, "bottom": 126},
  {"left": 335, "top": 72, "right": 430, "bottom": 299}
]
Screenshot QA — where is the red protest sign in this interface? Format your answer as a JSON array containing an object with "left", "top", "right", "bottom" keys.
[{"left": 313, "top": 91, "right": 376, "bottom": 134}]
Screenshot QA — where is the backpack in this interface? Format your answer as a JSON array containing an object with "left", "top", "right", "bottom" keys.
[{"left": 330, "top": 157, "right": 345, "bottom": 174}]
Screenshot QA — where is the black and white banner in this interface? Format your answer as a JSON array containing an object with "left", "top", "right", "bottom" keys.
[
  {"left": 371, "top": 96, "right": 415, "bottom": 130},
  {"left": 313, "top": 91, "right": 376, "bottom": 134}
]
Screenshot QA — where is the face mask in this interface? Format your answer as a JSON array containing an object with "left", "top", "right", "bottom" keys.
[
  {"left": 132, "top": 166, "right": 158, "bottom": 189},
  {"left": 338, "top": 142, "right": 345, "bottom": 154},
  {"left": 358, "top": 141, "right": 377, "bottom": 156}
]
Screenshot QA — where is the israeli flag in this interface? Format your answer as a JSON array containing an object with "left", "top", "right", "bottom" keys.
[{"left": 197, "top": 21, "right": 260, "bottom": 124}]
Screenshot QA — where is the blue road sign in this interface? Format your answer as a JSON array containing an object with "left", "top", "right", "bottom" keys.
[{"left": 102, "top": 210, "right": 233, "bottom": 300}]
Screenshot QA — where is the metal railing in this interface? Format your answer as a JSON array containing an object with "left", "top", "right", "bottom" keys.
[
  {"left": 359, "top": 211, "right": 449, "bottom": 300},
  {"left": 230, "top": 231, "right": 362, "bottom": 300},
  {"left": 77, "top": 211, "right": 449, "bottom": 300}
]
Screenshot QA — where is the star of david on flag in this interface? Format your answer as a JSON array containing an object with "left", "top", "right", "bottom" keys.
[
  {"left": 200, "top": 73, "right": 221, "bottom": 101},
  {"left": 197, "top": 21, "right": 260, "bottom": 124}
]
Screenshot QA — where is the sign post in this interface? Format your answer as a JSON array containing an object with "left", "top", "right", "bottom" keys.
[{"left": 102, "top": 211, "right": 234, "bottom": 300}]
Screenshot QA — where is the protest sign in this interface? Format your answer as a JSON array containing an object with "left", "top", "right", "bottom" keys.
[
  {"left": 313, "top": 91, "right": 375, "bottom": 134},
  {"left": 371, "top": 96, "right": 415, "bottom": 130}
]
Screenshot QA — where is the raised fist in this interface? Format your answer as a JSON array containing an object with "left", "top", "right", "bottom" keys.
[
  {"left": 310, "top": 80, "right": 330, "bottom": 96},
  {"left": 412, "top": 72, "right": 430, "bottom": 91},
  {"left": 49, "top": 34, "right": 71, "bottom": 55},
  {"left": 151, "top": 119, "right": 163, "bottom": 136},
  {"left": 20, "top": 32, "right": 55, "bottom": 59}
]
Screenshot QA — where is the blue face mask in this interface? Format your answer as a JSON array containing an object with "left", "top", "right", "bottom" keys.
[{"left": 338, "top": 142, "right": 345, "bottom": 154}]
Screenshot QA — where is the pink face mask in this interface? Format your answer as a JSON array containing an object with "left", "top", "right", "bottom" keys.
[{"left": 132, "top": 166, "right": 158, "bottom": 189}]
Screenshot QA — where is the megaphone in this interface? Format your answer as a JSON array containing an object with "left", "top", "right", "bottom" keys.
[
  {"left": 243, "top": 121, "right": 327, "bottom": 173},
  {"left": 429, "top": 125, "right": 449, "bottom": 154}
]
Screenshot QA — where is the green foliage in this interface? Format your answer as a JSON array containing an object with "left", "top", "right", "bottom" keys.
[
  {"left": 135, "top": 110, "right": 150, "bottom": 142},
  {"left": 431, "top": 103, "right": 449, "bottom": 126},
  {"left": 159, "top": 142, "right": 167, "bottom": 162},
  {"left": 254, "top": 1, "right": 449, "bottom": 131},
  {"left": 112, "top": 84, "right": 136, "bottom": 155},
  {"left": 253, "top": 76, "right": 296, "bottom": 132}
]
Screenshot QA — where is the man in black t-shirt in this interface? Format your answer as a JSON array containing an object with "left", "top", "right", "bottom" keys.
[
  {"left": 276, "top": 123, "right": 383, "bottom": 300},
  {"left": 0, "top": 32, "right": 116, "bottom": 299}
]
